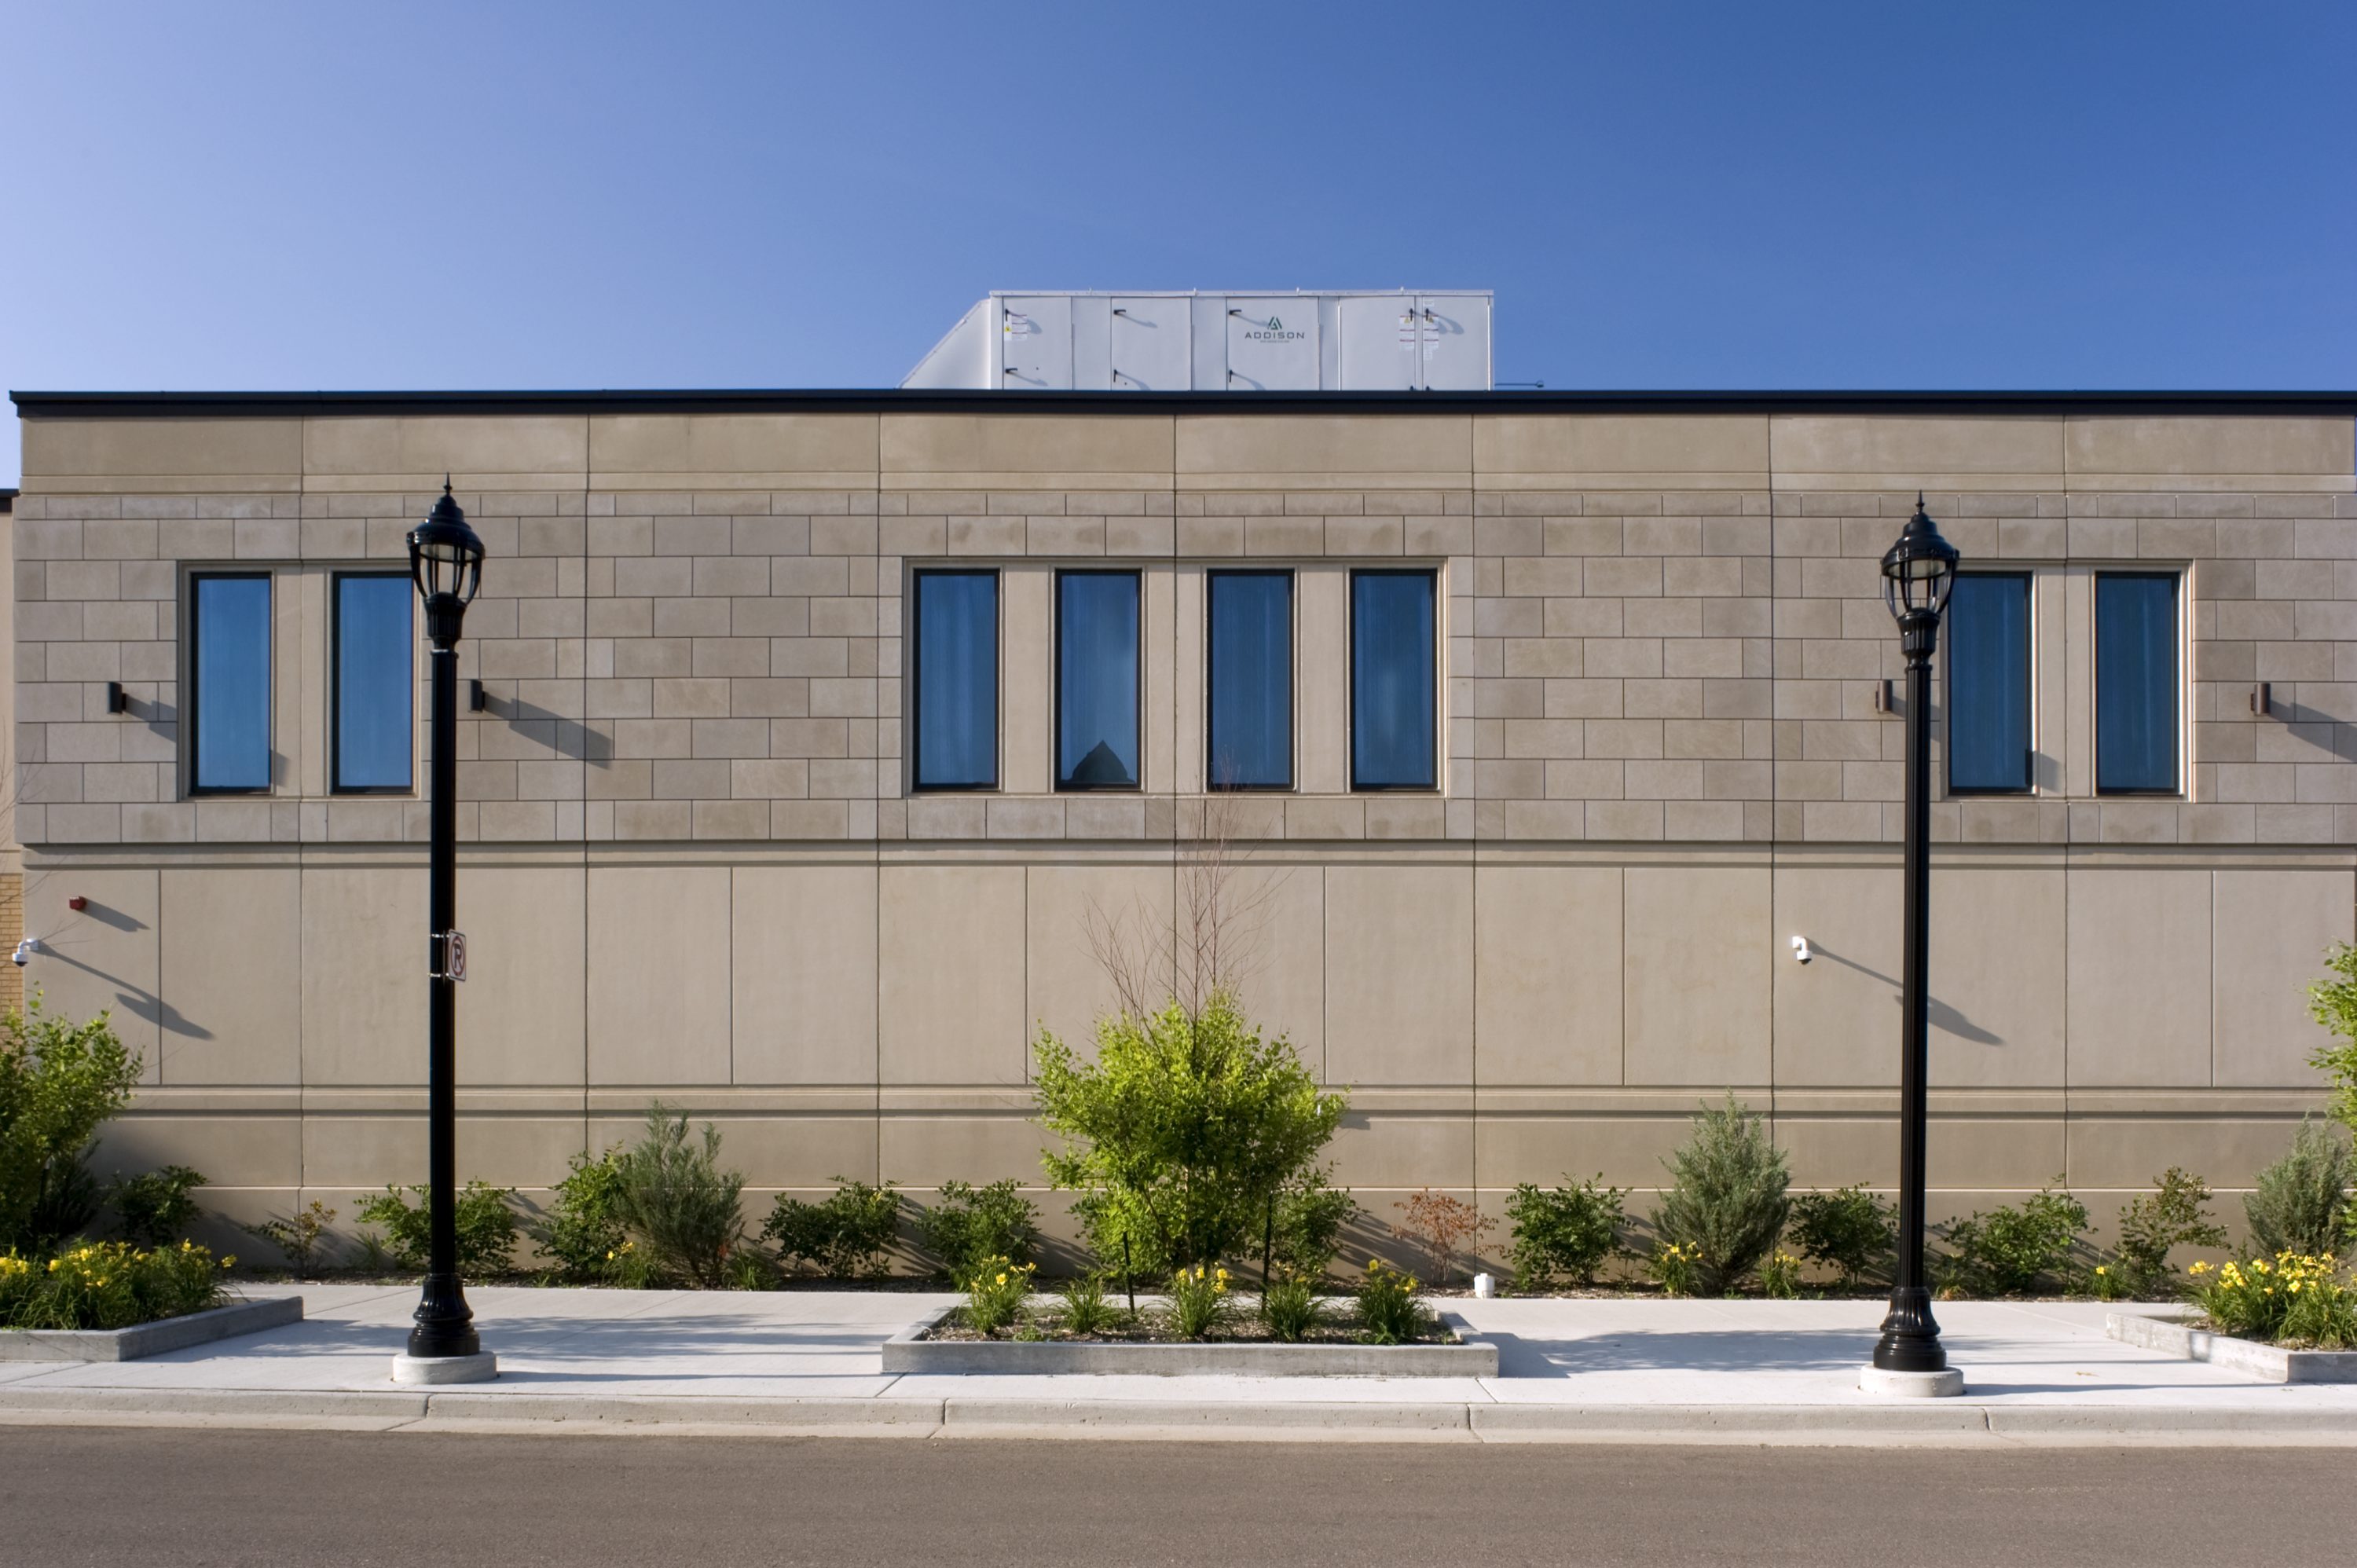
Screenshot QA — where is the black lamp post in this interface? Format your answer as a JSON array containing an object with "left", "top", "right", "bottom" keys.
[
  {"left": 1872, "top": 496, "right": 1959, "bottom": 1380},
  {"left": 404, "top": 482, "right": 486, "bottom": 1367}
]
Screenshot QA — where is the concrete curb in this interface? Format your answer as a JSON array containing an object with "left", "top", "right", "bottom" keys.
[
  {"left": 882, "top": 1306, "right": 1498, "bottom": 1376},
  {"left": 0, "top": 1295, "right": 304, "bottom": 1362},
  {"left": 0, "top": 1384, "right": 2350, "bottom": 1445},
  {"left": 2107, "top": 1311, "right": 2357, "bottom": 1384}
]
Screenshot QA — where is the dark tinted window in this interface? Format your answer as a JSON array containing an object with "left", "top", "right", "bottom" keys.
[
  {"left": 334, "top": 574, "right": 413, "bottom": 791},
  {"left": 912, "top": 570, "right": 998, "bottom": 789},
  {"left": 2096, "top": 573, "right": 2179, "bottom": 793},
  {"left": 1945, "top": 573, "right": 2032, "bottom": 793},
  {"left": 1207, "top": 571, "right": 1292, "bottom": 789},
  {"left": 1057, "top": 572, "right": 1140, "bottom": 789},
  {"left": 1351, "top": 570, "right": 1437, "bottom": 790},
  {"left": 192, "top": 574, "right": 273, "bottom": 793}
]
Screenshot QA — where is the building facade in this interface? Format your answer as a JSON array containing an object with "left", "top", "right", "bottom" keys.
[{"left": 8, "top": 391, "right": 2355, "bottom": 1262}]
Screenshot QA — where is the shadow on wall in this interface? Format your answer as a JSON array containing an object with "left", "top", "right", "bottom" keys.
[
  {"left": 1805, "top": 942, "right": 2003, "bottom": 1046},
  {"left": 29, "top": 896, "right": 214, "bottom": 1041}
]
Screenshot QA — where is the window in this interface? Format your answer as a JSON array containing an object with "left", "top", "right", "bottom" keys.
[
  {"left": 189, "top": 573, "right": 273, "bottom": 793},
  {"left": 1350, "top": 570, "right": 1437, "bottom": 790},
  {"left": 911, "top": 570, "right": 999, "bottom": 790},
  {"left": 1206, "top": 570, "right": 1292, "bottom": 790},
  {"left": 1945, "top": 573, "right": 2032, "bottom": 794},
  {"left": 332, "top": 573, "right": 414, "bottom": 792},
  {"left": 2096, "top": 573, "right": 2181, "bottom": 793},
  {"left": 1056, "top": 571, "right": 1141, "bottom": 790}
]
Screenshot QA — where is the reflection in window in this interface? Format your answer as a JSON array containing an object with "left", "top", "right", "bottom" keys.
[
  {"left": 1207, "top": 571, "right": 1292, "bottom": 789},
  {"left": 192, "top": 573, "right": 273, "bottom": 793},
  {"left": 1057, "top": 571, "right": 1141, "bottom": 789},
  {"left": 912, "top": 570, "right": 999, "bottom": 789},
  {"left": 1351, "top": 570, "right": 1437, "bottom": 790},
  {"left": 2096, "top": 573, "right": 2180, "bottom": 793},
  {"left": 1945, "top": 573, "right": 2032, "bottom": 793},
  {"left": 334, "top": 574, "right": 414, "bottom": 792}
]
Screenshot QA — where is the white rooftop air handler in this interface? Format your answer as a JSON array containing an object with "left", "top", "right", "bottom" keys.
[{"left": 901, "top": 291, "right": 1494, "bottom": 391}]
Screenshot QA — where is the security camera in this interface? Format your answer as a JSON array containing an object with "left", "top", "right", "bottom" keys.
[
  {"left": 1791, "top": 936, "right": 1813, "bottom": 965},
  {"left": 10, "top": 938, "right": 36, "bottom": 968}
]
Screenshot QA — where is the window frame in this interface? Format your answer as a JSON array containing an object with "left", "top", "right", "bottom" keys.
[
  {"left": 1942, "top": 570, "right": 2035, "bottom": 797},
  {"left": 909, "top": 567, "right": 1002, "bottom": 793},
  {"left": 1347, "top": 566, "right": 1441, "bottom": 793},
  {"left": 329, "top": 570, "right": 417, "bottom": 797},
  {"left": 2092, "top": 569, "right": 2185, "bottom": 797},
  {"left": 185, "top": 570, "right": 276, "bottom": 797},
  {"left": 1204, "top": 568, "right": 1296, "bottom": 793},
  {"left": 1053, "top": 567, "right": 1145, "bottom": 793}
]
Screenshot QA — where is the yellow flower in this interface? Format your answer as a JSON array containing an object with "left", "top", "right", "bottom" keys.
[
  {"left": 2095, "top": 1266, "right": 2108, "bottom": 1276},
  {"left": 995, "top": 1272, "right": 1008, "bottom": 1286}
]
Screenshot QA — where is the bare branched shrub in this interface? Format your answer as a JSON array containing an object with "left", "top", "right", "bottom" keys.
[{"left": 1083, "top": 792, "right": 1284, "bottom": 1025}]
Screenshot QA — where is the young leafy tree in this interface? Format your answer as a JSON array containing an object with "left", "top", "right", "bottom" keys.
[
  {"left": 2307, "top": 942, "right": 2357, "bottom": 1139},
  {"left": 1035, "top": 992, "right": 1346, "bottom": 1275},
  {"left": 0, "top": 998, "right": 141, "bottom": 1254}
]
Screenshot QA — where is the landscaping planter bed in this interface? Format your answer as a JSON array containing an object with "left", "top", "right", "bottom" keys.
[
  {"left": 0, "top": 1294, "right": 304, "bottom": 1362},
  {"left": 2106, "top": 1310, "right": 2357, "bottom": 1384},
  {"left": 885, "top": 1304, "right": 1496, "bottom": 1376}
]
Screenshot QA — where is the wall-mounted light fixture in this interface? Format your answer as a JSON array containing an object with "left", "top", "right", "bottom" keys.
[
  {"left": 1791, "top": 935, "right": 1813, "bottom": 965},
  {"left": 2252, "top": 682, "right": 2271, "bottom": 717},
  {"left": 1872, "top": 678, "right": 1893, "bottom": 716},
  {"left": 106, "top": 681, "right": 128, "bottom": 715},
  {"left": 469, "top": 680, "right": 488, "bottom": 713}
]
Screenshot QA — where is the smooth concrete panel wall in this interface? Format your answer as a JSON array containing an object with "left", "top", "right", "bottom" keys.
[
  {"left": 1023, "top": 863, "right": 1173, "bottom": 1053},
  {"left": 2066, "top": 870, "right": 2213, "bottom": 1086},
  {"left": 456, "top": 866, "right": 588, "bottom": 1087},
  {"left": 1772, "top": 866, "right": 1901, "bottom": 1086},
  {"left": 2212, "top": 869, "right": 2352, "bottom": 1086},
  {"left": 731, "top": 864, "right": 879, "bottom": 1084},
  {"left": 1323, "top": 863, "right": 1474, "bottom": 1086},
  {"left": 299, "top": 866, "right": 426, "bottom": 1086},
  {"left": 1930, "top": 866, "right": 2066, "bottom": 1087},
  {"left": 1226, "top": 862, "right": 1325, "bottom": 1072},
  {"left": 1473, "top": 865, "right": 1623, "bottom": 1085},
  {"left": 157, "top": 869, "right": 299, "bottom": 1085},
  {"left": 877, "top": 864, "right": 1027, "bottom": 1085},
  {"left": 586, "top": 866, "right": 731, "bottom": 1086},
  {"left": 1622, "top": 866, "right": 1771, "bottom": 1086}
]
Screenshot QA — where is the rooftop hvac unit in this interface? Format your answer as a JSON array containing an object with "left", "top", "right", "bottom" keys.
[{"left": 901, "top": 291, "right": 1493, "bottom": 391}]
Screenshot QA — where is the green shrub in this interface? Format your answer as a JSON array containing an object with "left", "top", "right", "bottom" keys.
[
  {"left": 533, "top": 1145, "right": 636, "bottom": 1284},
  {"left": 1790, "top": 1185, "right": 1897, "bottom": 1291},
  {"left": 914, "top": 1178, "right": 1036, "bottom": 1280},
  {"left": 2110, "top": 1167, "right": 2227, "bottom": 1298},
  {"left": 1059, "top": 1273, "right": 1118, "bottom": 1336},
  {"left": 0, "top": 1240, "right": 228, "bottom": 1330},
  {"left": 109, "top": 1165, "right": 207, "bottom": 1250},
  {"left": 961, "top": 1255, "right": 1033, "bottom": 1335},
  {"left": 610, "top": 1104, "right": 746, "bottom": 1288},
  {"left": 354, "top": 1181, "right": 520, "bottom": 1277},
  {"left": 1260, "top": 1270, "right": 1319, "bottom": 1341},
  {"left": 244, "top": 1200, "right": 335, "bottom": 1277},
  {"left": 1651, "top": 1094, "right": 1791, "bottom": 1295},
  {"left": 1939, "top": 1181, "right": 2087, "bottom": 1295},
  {"left": 1168, "top": 1262, "right": 1234, "bottom": 1339},
  {"left": 763, "top": 1178, "right": 900, "bottom": 1279},
  {"left": 2245, "top": 1121, "right": 2352, "bottom": 1258},
  {"left": 1036, "top": 992, "right": 1347, "bottom": 1276},
  {"left": 0, "top": 999, "right": 140, "bottom": 1255},
  {"left": 1504, "top": 1174, "right": 1626, "bottom": 1291},
  {"left": 1263, "top": 1169, "right": 1357, "bottom": 1277},
  {"left": 1354, "top": 1258, "right": 1423, "bottom": 1344}
]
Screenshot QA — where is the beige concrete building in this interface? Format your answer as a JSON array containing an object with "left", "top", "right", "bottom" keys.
[{"left": 7, "top": 390, "right": 2355, "bottom": 1264}]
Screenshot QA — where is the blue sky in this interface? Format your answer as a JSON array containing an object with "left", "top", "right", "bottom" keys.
[{"left": 5, "top": 2, "right": 2354, "bottom": 484}]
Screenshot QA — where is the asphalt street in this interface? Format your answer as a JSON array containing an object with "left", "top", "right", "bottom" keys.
[{"left": 0, "top": 1426, "right": 2345, "bottom": 1566}]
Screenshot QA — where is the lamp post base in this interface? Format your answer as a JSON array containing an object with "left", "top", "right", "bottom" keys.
[
  {"left": 1859, "top": 1365, "right": 1964, "bottom": 1398},
  {"left": 390, "top": 1351, "right": 498, "bottom": 1386}
]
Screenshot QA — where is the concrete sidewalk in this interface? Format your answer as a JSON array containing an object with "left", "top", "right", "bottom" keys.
[{"left": 1, "top": 1285, "right": 2351, "bottom": 1445}]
